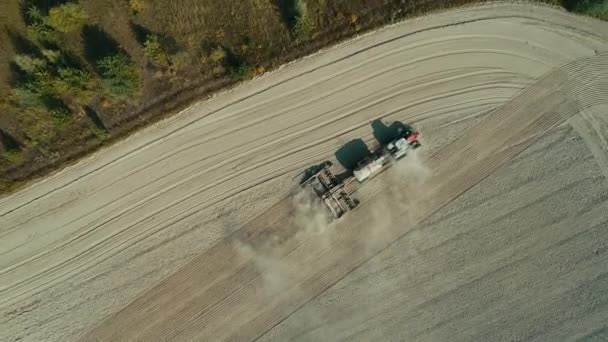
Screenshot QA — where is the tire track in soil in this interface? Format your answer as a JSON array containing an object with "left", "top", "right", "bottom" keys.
[
  {"left": 0, "top": 71, "right": 526, "bottom": 306},
  {"left": 82, "top": 50, "right": 604, "bottom": 340},
  {"left": 569, "top": 105, "right": 608, "bottom": 179},
  {"left": 78, "top": 52, "right": 608, "bottom": 341},
  {"left": 4, "top": 11, "right": 592, "bottom": 309}
]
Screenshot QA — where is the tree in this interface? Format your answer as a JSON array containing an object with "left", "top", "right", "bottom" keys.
[
  {"left": 12, "top": 85, "right": 45, "bottom": 107},
  {"left": 97, "top": 54, "right": 140, "bottom": 98},
  {"left": 143, "top": 35, "right": 169, "bottom": 67},
  {"left": 48, "top": 3, "right": 88, "bottom": 33},
  {"left": 54, "top": 68, "right": 96, "bottom": 103},
  {"left": 25, "top": 6, "right": 57, "bottom": 43},
  {"left": 129, "top": 0, "right": 146, "bottom": 12},
  {"left": 12, "top": 71, "right": 58, "bottom": 108},
  {"left": 41, "top": 49, "right": 62, "bottom": 64},
  {"left": 26, "top": 23, "right": 57, "bottom": 43},
  {"left": 13, "top": 55, "right": 47, "bottom": 74},
  {"left": 292, "top": 15, "right": 314, "bottom": 39},
  {"left": 26, "top": 6, "right": 45, "bottom": 23}
]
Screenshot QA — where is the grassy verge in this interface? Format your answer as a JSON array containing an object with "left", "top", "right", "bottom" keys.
[{"left": 0, "top": 0, "right": 598, "bottom": 196}]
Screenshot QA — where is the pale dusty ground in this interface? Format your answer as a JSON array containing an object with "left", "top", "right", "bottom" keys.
[
  {"left": 1, "top": 3, "right": 608, "bottom": 341},
  {"left": 260, "top": 124, "right": 608, "bottom": 342}
]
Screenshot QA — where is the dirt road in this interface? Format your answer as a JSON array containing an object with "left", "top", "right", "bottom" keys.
[{"left": 2, "top": 3, "right": 608, "bottom": 341}]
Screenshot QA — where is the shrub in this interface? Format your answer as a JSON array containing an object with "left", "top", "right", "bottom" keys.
[
  {"left": 576, "top": 0, "right": 608, "bottom": 19},
  {"left": 18, "top": 107, "right": 56, "bottom": 144},
  {"left": 292, "top": 15, "right": 315, "bottom": 39},
  {"left": 13, "top": 72, "right": 58, "bottom": 108},
  {"left": 12, "top": 86, "right": 44, "bottom": 107},
  {"left": 41, "top": 49, "right": 62, "bottom": 64},
  {"left": 143, "top": 35, "right": 169, "bottom": 67},
  {"left": 169, "top": 51, "right": 190, "bottom": 72},
  {"left": 48, "top": 3, "right": 88, "bottom": 33},
  {"left": 54, "top": 68, "right": 95, "bottom": 103},
  {"left": 287, "top": 0, "right": 315, "bottom": 39},
  {"left": 230, "top": 63, "right": 255, "bottom": 80},
  {"left": 24, "top": 6, "right": 57, "bottom": 43},
  {"left": 97, "top": 54, "right": 141, "bottom": 98},
  {"left": 210, "top": 47, "right": 227, "bottom": 64},
  {"left": 3, "top": 149, "right": 22, "bottom": 163},
  {"left": 129, "top": 0, "right": 146, "bottom": 12},
  {"left": 26, "top": 6, "right": 46, "bottom": 23},
  {"left": 93, "top": 126, "right": 109, "bottom": 140},
  {"left": 26, "top": 23, "right": 57, "bottom": 43},
  {"left": 50, "top": 108, "right": 74, "bottom": 128},
  {"left": 13, "top": 55, "right": 47, "bottom": 74}
]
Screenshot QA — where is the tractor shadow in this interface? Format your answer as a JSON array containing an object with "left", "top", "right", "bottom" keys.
[
  {"left": 371, "top": 119, "right": 413, "bottom": 145},
  {"left": 335, "top": 138, "right": 371, "bottom": 171}
]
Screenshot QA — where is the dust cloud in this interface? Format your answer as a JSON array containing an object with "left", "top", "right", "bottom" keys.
[
  {"left": 361, "top": 149, "right": 431, "bottom": 255},
  {"left": 232, "top": 239, "right": 301, "bottom": 296},
  {"left": 230, "top": 152, "right": 431, "bottom": 339},
  {"left": 290, "top": 189, "right": 333, "bottom": 237},
  {"left": 231, "top": 187, "right": 334, "bottom": 296},
  {"left": 386, "top": 149, "right": 431, "bottom": 204},
  {"left": 233, "top": 151, "right": 431, "bottom": 295}
]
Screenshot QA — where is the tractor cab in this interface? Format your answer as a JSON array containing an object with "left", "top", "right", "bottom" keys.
[{"left": 385, "top": 130, "right": 421, "bottom": 160}]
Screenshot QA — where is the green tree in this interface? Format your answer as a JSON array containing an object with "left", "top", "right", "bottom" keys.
[
  {"left": 54, "top": 68, "right": 96, "bottom": 103},
  {"left": 292, "top": 15, "right": 314, "bottom": 39},
  {"left": 48, "top": 3, "right": 88, "bottom": 33},
  {"left": 26, "top": 23, "right": 57, "bottom": 43},
  {"left": 143, "top": 35, "right": 169, "bottom": 67},
  {"left": 13, "top": 72, "right": 58, "bottom": 108},
  {"left": 129, "top": 0, "right": 146, "bottom": 12},
  {"left": 41, "top": 49, "right": 62, "bottom": 64},
  {"left": 26, "top": 6, "right": 45, "bottom": 23},
  {"left": 12, "top": 85, "right": 44, "bottom": 107},
  {"left": 97, "top": 54, "right": 140, "bottom": 98},
  {"left": 13, "top": 55, "right": 47, "bottom": 74},
  {"left": 25, "top": 6, "right": 57, "bottom": 43}
]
